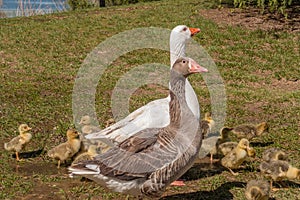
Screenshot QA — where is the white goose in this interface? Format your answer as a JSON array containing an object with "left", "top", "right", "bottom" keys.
[
  {"left": 69, "top": 57, "right": 208, "bottom": 198},
  {"left": 86, "top": 25, "right": 201, "bottom": 144}
]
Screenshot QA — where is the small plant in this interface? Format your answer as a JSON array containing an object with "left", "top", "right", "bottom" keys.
[
  {"left": 67, "top": 0, "right": 95, "bottom": 10},
  {"left": 267, "top": 0, "right": 293, "bottom": 17},
  {"left": 105, "top": 0, "right": 159, "bottom": 6},
  {"left": 234, "top": 0, "right": 247, "bottom": 8},
  {"left": 220, "top": 0, "right": 294, "bottom": 17}
]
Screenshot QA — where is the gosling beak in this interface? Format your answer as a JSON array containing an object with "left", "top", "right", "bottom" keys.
[
  {"left": 189, "top": 27, "right": 201, "bottom": 37},
  {"left": 27, "top": 127, "right": 32, "bottom": 130},
  {"left": 76, "top": 131, "right": 81, "bottom": 138},
  {"left": 188, "top": 58, "right": 208, "bottom": 73}
]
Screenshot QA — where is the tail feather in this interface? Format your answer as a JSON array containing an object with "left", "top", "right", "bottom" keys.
[
  {"left": 4, "top": 142, "right": 13, "bottom": 151},
  {"left": 68, "top": 164, "right": 100, "bottom": 178},
  {"left": 47, "top": 149, "right": 54, "bottom": 158}
]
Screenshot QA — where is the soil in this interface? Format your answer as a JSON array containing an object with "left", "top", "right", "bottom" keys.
[
  {"left": 199, "top": 6, "right": 300, "bottom": 32},
  {"left": 5, "top": 6, "right": 300, "bottom": 200}
]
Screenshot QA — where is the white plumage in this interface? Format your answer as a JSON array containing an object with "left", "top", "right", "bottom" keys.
[{"left": 86, "top": 25, "right": 201, "bottom": 144}]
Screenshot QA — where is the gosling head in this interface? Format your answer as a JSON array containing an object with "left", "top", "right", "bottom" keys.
[
  {"left": 286, "top": 166, "right": 300, "bottom": 180},
  {"left": 18, "top": 124, "right": 32, "bottom": 134},
  {"left": 204, "top": 112, "right": 212, "bottom": 120},
  {"left": 238, "top": 138, "right": 250, "bottom": 150},
  {"left": 67, "top": 129, "right": 80, "bottom": 140},
  {"left": 79, "top": 115, "right": 91, "bottom": 125},
  {"left": 259, "top": 122, "right": 269, "bottom": 132}
]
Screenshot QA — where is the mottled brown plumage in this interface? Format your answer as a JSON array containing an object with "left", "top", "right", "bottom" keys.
[
  {"left": 260, "top": 159, "right": 300, "bottom": 190},
  {"left": 262, "top": 147, "right": 288, "bottom": 162},
  {"left": 232, "top": 122, "right": 269, "bottom": 140},
  {"left": 260, "top": 160, "right": 300, "bottom": 182},
  {"left": 69, "top": 57, "right": 207, "bottom": 198}
]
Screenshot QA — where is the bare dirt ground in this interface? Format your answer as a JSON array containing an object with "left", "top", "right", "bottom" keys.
[{"left": 199, "top": 5, "right": 300, "bottom": 32}]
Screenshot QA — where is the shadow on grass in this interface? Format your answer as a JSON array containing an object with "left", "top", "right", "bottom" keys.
[
  {"left": 14, "top": 161, "right": 67, "bottom": 176},
  {"left": 273, "top": 180, "right": 300, "bottom": 189},
  {"left": 250, "top": 141, "right": 274, "bottom": 147},
  {"left": 11, "top": 148, "right": 45, "bottom": 159},
  {"left": 180, "top": 158, "right": 224, "bottom": 181},
  {"left": 160, "top": 181, "right": 245, "bottom": 200},
  {"left": 181, "top": 157, "right": 258, "bottom": 181}
]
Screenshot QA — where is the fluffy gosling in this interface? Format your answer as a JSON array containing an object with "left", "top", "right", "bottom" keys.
[
  {"left": 4, "top": 124, "right": 32, "bottom": 161},
  {"left": 221, "top": 138, "right": 251, "bottom": 175},
  {"left": 259, "top": 160, "right": 300, "bottom": 190},
  {"left": 48, "top": 129, "right": 81, "bottom": 168},
  {"left": 231, "top": 122, "right": 269, "bottom": 140}
]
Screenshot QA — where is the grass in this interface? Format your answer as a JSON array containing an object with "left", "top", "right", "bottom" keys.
[{"left": 0, "top": 0, "right": 299, "bottom": 199}]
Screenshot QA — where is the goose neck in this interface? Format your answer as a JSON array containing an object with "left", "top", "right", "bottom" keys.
[{"left": 170, "top": 70, "right": 187, "bottom": 102}]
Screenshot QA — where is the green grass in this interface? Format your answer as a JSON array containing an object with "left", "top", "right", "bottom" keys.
[{"left": 0, "top": 0, "right": 299, "bottom": 199}]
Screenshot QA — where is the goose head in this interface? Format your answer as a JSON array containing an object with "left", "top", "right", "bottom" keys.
[
  {"left": 171, "top": 25, "right": 200, "bottom": 40},
  {"left": 18, "top": 124, "right": 32, "bottom": 134},
  {"left": 170, "top": 25, "right": 201, "bottom": 67},
  {"left": 172, "top": 57, "right": 208, "bottom": 77},
  {"left": 67, "top": 129, "right": 80, "bottom": 140},
  {"left": 79, "top": 115, "right": 91, "bottom": 125}
]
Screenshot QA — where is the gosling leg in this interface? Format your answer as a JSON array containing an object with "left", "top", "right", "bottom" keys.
[
  {"left": 210, "top": 153, "right": 213, "bottom": 164},
  {"left": 227, "top": 167, "right": 239, "bottom": 176},
  {"left": 270, "top": 180, "right": 280, "bottom": 191},
  {"left": 16, "top": 152, "right": 20, "bottom": 161}
]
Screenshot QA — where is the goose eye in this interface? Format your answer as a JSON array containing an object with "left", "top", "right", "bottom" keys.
[
  {"left": 182, "top": 60, "right": 186, "bottom": 64},
  {"left": 182, "top": 27, "right": 187, "bottom": 31}
]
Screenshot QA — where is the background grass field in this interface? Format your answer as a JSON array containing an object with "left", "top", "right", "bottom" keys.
[{"left": 0, "top": 0, "right": 299, "bottom": 199}]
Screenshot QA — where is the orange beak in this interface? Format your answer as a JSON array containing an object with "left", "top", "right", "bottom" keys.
[
  {"left": 188, "top": 58, "right": 208, "bottom": 73},
  {"left": 189, "top": 27, "right": 201, "bottom": 36}
]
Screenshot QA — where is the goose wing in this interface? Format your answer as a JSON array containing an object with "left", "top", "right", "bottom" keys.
[
  {"left": 118, "top": 128, "right": 159, "bottom": 153},
  {"left": 71, "top": 128, "right": 178, "bottom": 181},
  {"left": 86, "top": 98, "right": 170, "bottom": 143}
]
